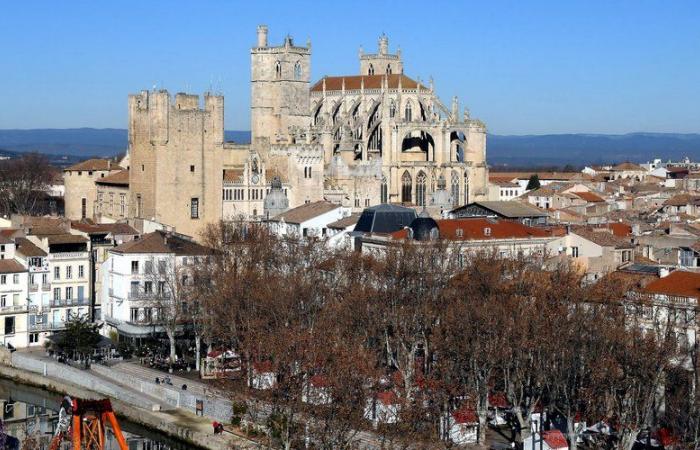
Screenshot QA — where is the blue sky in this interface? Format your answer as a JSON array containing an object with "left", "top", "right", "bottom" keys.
[{"left": 2, "top": 0, "right": 699, "bottom": 134}]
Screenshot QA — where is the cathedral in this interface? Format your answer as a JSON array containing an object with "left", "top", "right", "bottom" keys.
[{"left": 64, "top": 26, "right": 489, "bottom": 239}]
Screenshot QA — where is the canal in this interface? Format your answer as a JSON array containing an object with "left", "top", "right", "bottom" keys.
[{"left": 0, "top": 378, "right": 201, "bottom": 449}]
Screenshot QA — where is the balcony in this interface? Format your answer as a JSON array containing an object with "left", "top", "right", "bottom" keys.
[
  {"left": 29, "top": 284, "right": 38, "bottom": 292},
  {"left": 51, "top": 298, "right": 90, "bottom": 308},
  {"left": 0, "top": 305, "right": 28, "bottom": 314},
  {"left": 48, "top": 252, "right": 89, "bottom": 260},
  {"left": 28, "top": 321, "right": 65, "bottom": 332}
]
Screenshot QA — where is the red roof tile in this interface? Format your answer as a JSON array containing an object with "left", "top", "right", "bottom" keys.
[
  {"left": 95, "top": 169, "right": 129, "bottom": 186},
  {"left": 643, "top": 271, "right": 700, "bottom": 299},
  {"left": 310, "top": 74, "right": 426, "bottom": 92},
  {"left": 573, "top": 191, "right": 605, "bottom": 203},
  {"left": 452, "top": 406, "right": 478, "bottom": 424},
  {"left": 376, "top": 391, "right": 400, "bottom": 405},
  {"left": 543, "top": 430, "right": 569, "bottom": 449},
  {"left": 416, "top": 218, "right": 551, "bottom": 241}
]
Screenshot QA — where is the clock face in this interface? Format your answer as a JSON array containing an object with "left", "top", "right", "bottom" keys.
[{"left": 251, "top": 174, "right": 260, "bottom": 185}]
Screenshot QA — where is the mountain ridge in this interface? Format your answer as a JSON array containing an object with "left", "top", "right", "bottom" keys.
[{"left": 0, "top": 128, "right": 698, "bottom": 165}]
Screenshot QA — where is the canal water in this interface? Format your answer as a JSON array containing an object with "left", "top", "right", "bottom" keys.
[{"left": 0, "top": 378, "right": 200, "bottom": 449}]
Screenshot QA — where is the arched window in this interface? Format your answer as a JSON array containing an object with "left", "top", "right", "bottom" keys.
[
  {"left": 416, "top": 171, "right": 427, "bottom": 207},
  {"left": 387, "top": 64, "right": 392, "bottom": 74},
  {"left": 404, "top": 101, "right": 412, "bottom": 122},
  {"left": 275, "top": 61, "right": 282, "bottom": 79},
  {"left": 389, "top": 101, "right": 396, "bottom": 118},
  {"left": 294, "top": 62, "right": 302, "bottom": 80},
  {"left": 401, "top": 171, "right": 412, "bottom": 204},
  {"left": 464, "top": 172, "right": 469, "bottom": 204},
  {"left": 368, "top": 64, "right": 374, "bottom": 75},
  {"left": 380, "top": 175, "right": 388, "bottom": 204},
  {"left": 451, "top": 171, "right": 460, "bottom": 206}
]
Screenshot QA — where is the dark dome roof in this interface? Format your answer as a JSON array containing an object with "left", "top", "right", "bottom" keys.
[
  {"left": 409, "top": 212, "right": 439, "bottom": 241},
  {"left": 354, "top": 204, "right": 417, "bottom": 234}
]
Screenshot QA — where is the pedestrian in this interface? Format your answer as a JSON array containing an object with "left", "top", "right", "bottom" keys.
[
  {"left": 182, "top": 384, "right": 187, "bottom": 390},
  {"left": 212, "top": 421, "right": 224, "bottom": 434},
  {"left": 155, "top": 377, "right": 160, "bottom": 385}
]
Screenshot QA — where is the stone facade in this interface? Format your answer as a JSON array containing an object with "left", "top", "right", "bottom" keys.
[{"left": 67, "top": 26, "right": 489, "bottom": 239}]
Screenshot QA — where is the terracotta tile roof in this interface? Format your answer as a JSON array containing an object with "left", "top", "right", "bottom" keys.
[
  {"left": 572, "top": 227, "right": 633, "bottom": 249},
  {"left": 29, "top": 226, "right": 68, "bottom": 236},
  {"left": 111, "top": 230, "right": 211, "bottom": 255},
  {"left": 71, "top": 221, "right": 138, "bottom": 235},
  {"left": 311, "top": 74, "right": 425, "bottom": 92},
  {"left": 574, "top": 191, "right": 605, "bottom": 203},
  {"left": 65, "top": 159, "right": 120, "bottom": 172},
  {"left": 46, "top": 234, "right": 89, "bottom": 245},
  {"left": 95, "top": 169, "right": 129, "bottom": 186},
  {"left": 664, "top": 194, "right": 700, "bottom": 207},
  {"left": 0, "top": 259, "right": 26, "bottom": 274},
  {"left": 611, "top": 162, "right": 644, "bottom": 171},
  {"left": 15, "top": 238, "right": 46, "bottom": 257},
  {"left": 0, "top": 229, "right": 20, "bottom": 239},
  {"left": 452, "top": 406, "right": 478, "bottom": 424},
  {"left": 269, "top": 201, "right": 340, "bottom": 224},
  {"left": 543, "top": 430, "right": 569, "bottom": 449},
  {"left": 643, "top": 271, "right": 700, "bottom": 299},
  {"left": 393, "top": 218, "right": 552, "bottom": 241},
  {"left": 327, "top": 213, "right": 361, "bottom": 230},
  {"left": 375, "top": 391, "right": 400, "bottom": 405},
  {"left": 0, "top": 234, "right": 12, "bottom": 245},
  {"left": 605, "top": 222, "right": 633, "bottom": 237}
]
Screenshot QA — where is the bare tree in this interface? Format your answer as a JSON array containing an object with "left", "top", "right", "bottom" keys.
[{"left": 0, "top": 153, "right": 54, "bottom": 216}]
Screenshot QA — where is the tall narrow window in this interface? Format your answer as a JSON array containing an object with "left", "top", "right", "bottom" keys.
[
  {"left": 401, "top": 171, "right": 412, "bottom": 204},
  {"left": 191, "top": 198, "right": 199, "bottom": 219},
  {"left": 404, "top": 101, "right": 412, "bottom": 122},
  {"left": 464, "top": 172, "right": 469, "bottom": 204},
  {"left": 380, "top": 176, "right": 388, "bottom": 204},
  {"left": 451, "top": 171, "right": 460, "bottom": 207},
  {"left": 416, "top": 171, "right": 427, "bottom": 207},
  {"left": 368, "top": 63, "right": 374, "bottom": 75},
  {"left": 389, "top": 101, "right": 396, "bottom": 118},
  {"left": 81, "top": 198, "right": 87, "bottom": 219},
  {"left": 387, "top": 64, "right": 392, "bottom": 74},
  {"left": 275, "top": 61, "right": 282, "bottom": 79},
  {"left": 294, "top": 62, "right": 302, "bottom": 80}
]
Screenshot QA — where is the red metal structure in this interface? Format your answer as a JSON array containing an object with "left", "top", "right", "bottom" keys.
[{"left": 49, "top": 398, "right": 128, "bottom": 450}]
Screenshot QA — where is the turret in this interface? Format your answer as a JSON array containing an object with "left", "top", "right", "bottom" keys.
[{"left": 257, "top": 25, "right": 268, "bottom": 48}]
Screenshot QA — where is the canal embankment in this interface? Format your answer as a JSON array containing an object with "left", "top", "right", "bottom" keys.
[{"left": 0, "top": 349, "right": 260, "bottom": 449}]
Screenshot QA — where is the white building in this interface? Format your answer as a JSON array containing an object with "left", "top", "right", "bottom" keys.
[
  {"left": 265, "top": 200, "right": 352, "bottom": 238},
  {"left": 102, "top": 230, "right": 210, "bottom": 342},
  {"left": 0, "top": 257, "right": 29, "bottom": 349}
]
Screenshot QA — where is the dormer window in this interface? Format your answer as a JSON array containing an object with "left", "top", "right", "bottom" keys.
[
  {"left": 484, "top": 227, "right": 491, "bottom": 236},
  {"left": 456, "top": 228, "right": 463, "bottom": 238}
]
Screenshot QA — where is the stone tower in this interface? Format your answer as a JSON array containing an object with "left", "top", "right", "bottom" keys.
[
  {"left": 359, "top": 34, "right": 403, "bottom": 76},
  {"left": 250, "top": 25, "right": 312, "bottom": 148},
  {"left": 127, "top": 90, "right": 225, "bottom": 237}
]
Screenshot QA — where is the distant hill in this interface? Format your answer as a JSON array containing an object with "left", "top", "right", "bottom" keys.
[
  {"left": 0, "top": 129, "right": 252, "bottom": 158},
  {"left": 0, "top": 129, "right": 697, "bottom": 166},
  {"left": 487, "top": 133, "right": 700, "bottom": 166}
]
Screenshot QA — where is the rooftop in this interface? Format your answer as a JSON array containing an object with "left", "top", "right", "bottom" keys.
[
  {"left": 310, "top": 74, "right": 425, "bottom": 92},
  {"left": 111, "top": 230, "right": 211, "bottom": 256},
  {"left": 0, "top": 259, "right": 26, "bottom": 274},
  {"left": 392, "top": 218, "right": 552, "bottom": 241},
  {"left": 269, "top": 201, "right": 340, "bottom": 224},
  {"left": 65, "top": 159, "right": 120, "bottom": 172},
  {"left": 15, "top": 237, "right": 46, "bottom": 257},
  {"left": 451, "top": 201, "right": 549, "bottom": 219},
  {"left": 572, "top": 227, "right": 634, "bottom": 249},
  {"left": 95, "top": 169, "right": 129, "bottom": 186},
  {"left": 643, "top": 271, "right": 700, "bottom": 299},
  {"left": 327, "top": 213, "right": 361, "bottom": 230}
]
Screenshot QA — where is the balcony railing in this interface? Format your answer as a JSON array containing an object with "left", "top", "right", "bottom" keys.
[
  {"left": 48, "top": 252, "right": 89, "bottom": 260},
  {"left": 0, "top": 305, "right": 28, "bottom": 314},
  {"left": 28, "top": 321, "right": 65, "bottom": 332},
  {"left": 51, "top": 298, "right": 90, "bottom": 308},
  {"left": 29, "top": 284, "right": 38, "bottom": 292}
]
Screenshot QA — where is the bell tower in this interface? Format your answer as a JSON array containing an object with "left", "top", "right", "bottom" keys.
[{"left": 251, "top": 25, "right": 312, "bottom": 148}]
